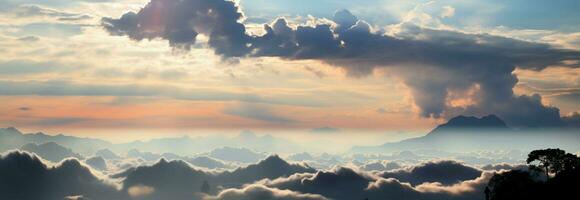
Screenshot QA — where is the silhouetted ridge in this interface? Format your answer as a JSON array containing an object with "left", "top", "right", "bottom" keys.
[
  {"left": 442, "top": 115, "right": 506, "bottom": 128},
  {"left": 427, "top": 115, "right": 509, "bottom": 136},
  {"left": 0, "top": 127, "right": 22, "bottom": 136},
  {"left": 351, "top": 114, "right": 520, "bottom": 152},
  {"left": 222, "top": 155, "right": 316, "bottom": 185},
  {"left": 94, "top": 149, "right": 120, "bottom": 160},
  {"left": 235, "top": 155, "right": 314, "bottom": 174},
  {"left": 258, "top": 155, "right": 288, "bottom": 167},
  {"left": 21, "top": 142, "right": 83, "bottom": 162},
  {"left": 0, "top": 151, "right": 122, "bottom": 200}
]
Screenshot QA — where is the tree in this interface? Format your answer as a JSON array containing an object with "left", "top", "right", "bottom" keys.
[
  {"left": 486, "top": 170, "right": 540, "bottom": 200},
  {"left": 526, "top": 148, "right": 568, "bottom": 179},
  {"left": 488, "top": 149, "right": 580, "bottom": 200}
]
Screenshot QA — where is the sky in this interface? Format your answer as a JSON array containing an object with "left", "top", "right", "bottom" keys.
[{"left": 0, "top": 0, "right": 579, "bottom": 140}]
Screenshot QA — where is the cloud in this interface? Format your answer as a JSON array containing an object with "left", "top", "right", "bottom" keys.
[
  {"left": 187, "top": 156, "right": 232, "bottom": 169},
  {"left": 204, "top": 184, "right": 328, "bottom": 200},
  {"left": 18, "top": 106, "right": 32, "bottom": 111},
  {"left": 440, "top": 6, "right": 455, "bottom": 18},
  {"left": 102, "top": 0, "right": 580, "bottom": 127},
  {"left": 127, "top": 185, "right": 155, "bottom": 198},
  {"left": 17, "top": 35, "right": 40, "bottom": 42},
  {"left": 260, "top": 166, "right": 490, "bottom": 200},
  {"left": 380, "top": 160, "right": 482, "bottom": 186},
  {"left": 562, "top": 112, "right": 580, "bottom": 127},
  {"left": 310, "top": 127, "right": 340, "bottom": 134},
  {"left": 0, "top": 59, "right": 80, "bottom": 75},
  {"left": 480, "top": 163, "right": 528, "bottom": 171},
  {"left": 208, "top": 147, "right": 266, "bottom": 163},
  {"left": 2, "top": 148, "right": 508, "bottom": 200},
  {"left": 0, "top": 80, "right": 325, "bottom": 107},
  {"left": 101, "top": 0, "right": 250, "bottom": 56},
  {"left": 223, "top": 103, "right": 295, "bottom": 123},
  {"left": 12, "top": 4, "right": 92, "bottom": 21}
]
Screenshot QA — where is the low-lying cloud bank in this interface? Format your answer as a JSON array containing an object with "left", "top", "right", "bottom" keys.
[
  {"left": 1, "top": 149, "right": 523, "bottom": 200},
  {"left": 257, "top": 167, "right": 494, "bottom": 200},
  {"left": 102, "top": 0, "right": 580, "bottom": 128},
  {"left": 380, "top": 160, "right": 482, "bottom": 186}
]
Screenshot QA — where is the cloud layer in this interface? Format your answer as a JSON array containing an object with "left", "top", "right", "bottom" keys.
[{"left": 2, "top": 147, "right": 530, "bottom": 200}]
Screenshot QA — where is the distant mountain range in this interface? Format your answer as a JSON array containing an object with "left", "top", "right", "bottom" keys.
[
  {"left": 0, "top": 127, "right": 303, "bottom": 157},
  {"left": 352, "top": 115, "right": 580, "bottom": 153},
  {"left": 0, "top": 127, "right": 110, "bottom": 155}
]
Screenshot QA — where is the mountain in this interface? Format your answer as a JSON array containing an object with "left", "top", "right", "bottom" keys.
[
  {"left": 85, "top": 156, "right": 107, "bottom": 171},
  {"left": 217, "top": 155, "right": 316, "bottom": 186},
  {"left": 117, "top": 131, "right": 303, "bottom": 155},
  {"left": 208, "top": 147, "right": 266, "bottom": 163},
  {"left": 94, "top": 149, "right": 121, "bottom": 160},
  {"left": 423, "top": 114, "right": 509, "bottom": 138},
  {"left": 351, "top": 115, "right": 516, "bottom": 153},
  {"left": 186, "top": 156, "right": 232, "bottom": 169},
  {"left": 1, "top": 128, "right": 305, "bottom": 158},
  {"left": 20, "top": 142, "right": 84, "bottom": 162},
  {"left": 116, "top": 155, "right": 315, "bottom": 199},
  {"left": 0, "top": 127, "right": 112, "bottom": 155},
  {"left": 352, "top": 114, "right": 580, "bottom": 153},
  {"left": 0, "top": 151, "right": 123, "bottom": 200}
]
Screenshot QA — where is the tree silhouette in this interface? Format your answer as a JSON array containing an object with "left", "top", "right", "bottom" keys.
[
  {"left": 488, "top": 148, "right": 580, "bottom": 200},
  {"left": 526, "top": 148, "right": 568, "bottom": 179},
  {"left": 486, "top": 170, "right": 539, "bottom": 200}
]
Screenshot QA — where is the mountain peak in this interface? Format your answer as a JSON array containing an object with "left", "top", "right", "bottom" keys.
[
  {"left": 445, "top": 114, "right": 506, "bottom": 127},
  {"left": 0, "top": 127, "right": 22, "bottom": 135},
  {"left": 258, "top": 155, "right": 288, "bottom": 167},
  {"left": 428, "top": 114, "right": 509, "bottom": 136}
]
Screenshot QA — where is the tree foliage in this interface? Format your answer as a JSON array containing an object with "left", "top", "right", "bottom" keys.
[{"left": 488, "top": 148, "right": 580, "bottom": 200}]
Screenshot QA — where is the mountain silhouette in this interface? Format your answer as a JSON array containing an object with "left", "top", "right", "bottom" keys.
[
  {"left": 351, "top": 115, "right": 520, "bottom": 153},
  {"left": 0, "top": 127, "right": 111, "bottom": 155},
  {"left": 21, "top": 142, "right": 84, "bottom": 162},
  {"left": 425, "top": 115, "right": 509, "bottom": 138}
]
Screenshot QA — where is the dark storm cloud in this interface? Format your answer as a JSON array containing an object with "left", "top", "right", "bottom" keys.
[
  {"left": 102, "top": 0, "right": 250, "bottom": 55},
  {"left": 380, "top": 160, "right": 482, "bottom": 186},
  {"left": 103, "top": 0, "right": 580, "bottom": 127},
  {"left": 562, "top": 112, "right": 580, "bottom": 127},
  {"left": 0, "top": 151, "right": 123, "bottom": 200}
]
